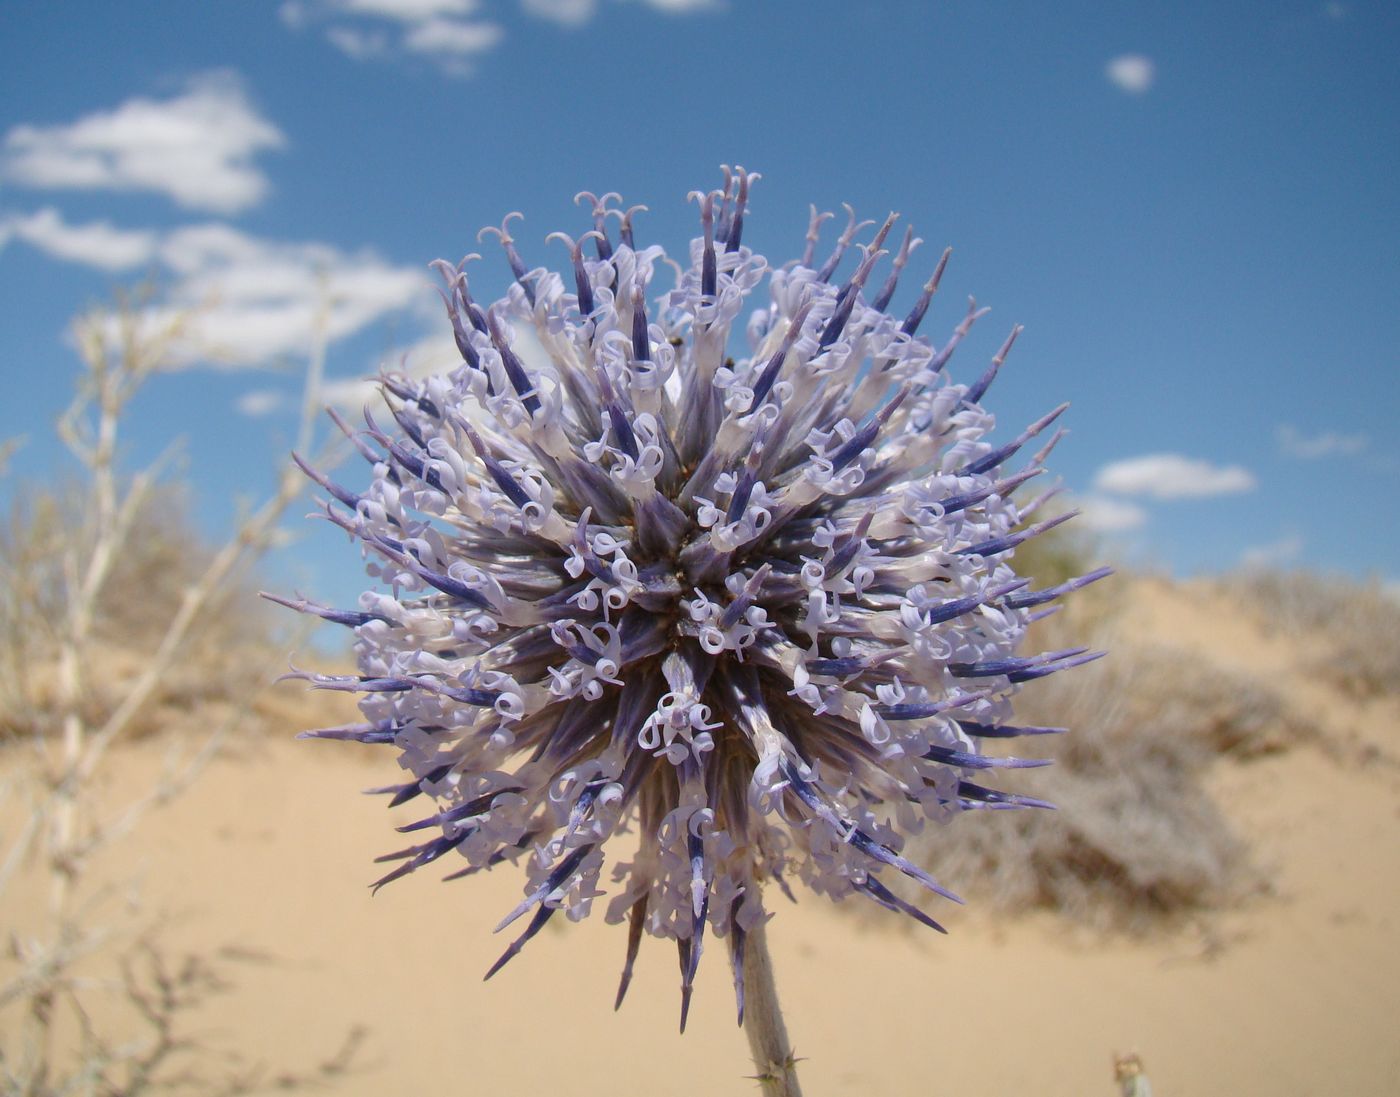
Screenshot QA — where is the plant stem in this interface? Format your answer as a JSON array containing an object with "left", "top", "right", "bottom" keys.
[{"left": 742, "top": 916, "right": 803, "bottom": 1097}]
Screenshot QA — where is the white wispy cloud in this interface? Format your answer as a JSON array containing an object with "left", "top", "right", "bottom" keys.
[
  {"left": 282, "top": 0, "right": 503, "bottom": 74},
  {"left": 1240, "top": 533, "right": 1303, "bottom": 570},
  {"left": 1276, "top": 423, "right": 1368, "bottom": 460},
  {"left": 233, "top": 331, "right": 464, "bottom": 420},
  {"left": 33, "top": 218, "right": 431, "bottom": 368},
  {"left": 1076, "top": 494, "right": 1149, "bottom": 533},
  {"left": 325, "top": 25, "right": 390, "bottom": 57},
  {"left": 526, "top": 0, "right": 719, "bottom": 23},
  {"left": 521, "top": 0, "right": 595, "bottom": 24},
  {"left": 0, "top": 73, "right": 284, "bottom": 214},
  {"left": 318, "top": 331, "right": 463, "bottom": 415},
  {"left": 1092, "top": 453, "right": 1257, "bottom": 499},
  {"left": 2, "top": 207, "right": 158, "bottom": 271},
  {"left": 285, "top": 0, "right": 717, "bottom": 58},
  {"left": 236, "top": 389, "right": 287, "bottom": 417},
  {"left": 153, "top": 223, "right": 429, "bottom": 364},
  {"left": 628, "top": 0, "right": 720, "bottom": 11},
  {"left": 1105, "top": 54, "right": 1155, "bottom": 95},
  {"left": 338, "top": 0, "right": 482, "bottom": 17},
  {"left": 402, "top": 15, "right": 504, "bottom": 57}
]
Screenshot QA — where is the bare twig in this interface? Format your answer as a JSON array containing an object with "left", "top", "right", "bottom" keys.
[{"left": 0, "top": 277, "right": 346, "bottom": 1096}]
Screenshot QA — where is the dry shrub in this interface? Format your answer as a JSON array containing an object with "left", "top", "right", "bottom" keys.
[
  {"left": 1228, "top": 569, "right": 1400, "bottom": 699},
  {"left": 0, "top": 489, "right": 68, "bottom": 698},
  {"left": 0, "top": 481, "right": 276, "bottom": 742},
  {"left": 0, "top": 288, "right": 355, "bottom": 1096},
  {"left": 904, "top": 602, "right": 1314, "bottom": 932}
]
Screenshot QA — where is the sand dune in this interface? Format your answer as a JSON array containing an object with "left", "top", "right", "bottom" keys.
[{"left": 7, "top": 576, "right": 1399, "bottom": 1095}]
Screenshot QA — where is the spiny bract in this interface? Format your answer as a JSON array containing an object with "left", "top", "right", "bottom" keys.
[{"left": 275, "top": 168, "right": 1107, "bottom": 1029}]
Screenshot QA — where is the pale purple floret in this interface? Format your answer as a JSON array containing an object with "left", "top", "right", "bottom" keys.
[{"left": 274, "top": 167, "right": 1106, "bottom": 1029}]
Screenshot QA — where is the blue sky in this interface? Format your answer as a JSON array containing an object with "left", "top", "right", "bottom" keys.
[{"left": 2, "top": 0, "right": 1397, "bottom": 611}]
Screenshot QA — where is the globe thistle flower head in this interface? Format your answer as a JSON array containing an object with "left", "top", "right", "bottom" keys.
[{"left": 276, "top": 168, "right": 1108, "bottom": 1029}]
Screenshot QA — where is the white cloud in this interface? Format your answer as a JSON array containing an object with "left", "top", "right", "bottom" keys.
[
  {"left": 402, "top": 16, "right": 503, "bottom": 54},
  {"left": 521, "top": 0, "right": 596, "bottom": 25},
  {"left": 40, "top": 219, "right": 430, "bottom": 369},
  {"left": 1, "top": 73, "right": 284, "bottom": 214},
  {"left": 316, "top": 375, "right": 384, "bottom": 416},
  {"left": 326, "top": 25, "right": 390, "bottom": 57},
  {"left": 1240, "top": 534, "right": 1303, "bottom": 570},
  {"left": 288, "top": 0, "right": 717, "bottom": 57},
  {"left": 319, "top": 331, "right": 463, "bottom": 415},
  {"left": 1276, "top": 423, "right": 1368, "bottom": 460},
  {"left": 1105, "top": 54, "right": 1155, "bottom": 95},
  {"left": 629, "top": 0, "right": 721, "bottom": 10},
  {"left": 153, "top": 223, "right": 428, "bottom": 364},
  {"left": 1077, "top": 494, "right": 1148, "bottom": 533},
  {"left": 284, "top": 0, "right": 502, "bottom": 74},
  {"left": 1093, "top": 453, "right": 1257, "bottom": 500},
  {"left": 341, "top": 0, "right": 481, "bottom": 18},
  {"left": 235, "top": 331, "right": 464, "bottom": 419},
  {"left": 525, "top": 0, "right": 719, "bottom": 23},
  {"left": 279, "top": 1, "right": 307, "bottom": 26},
  {"left": 236, "top": 389, "right": 287, "bottom": 417},
  {"left": 3, "top": 207, "right": 158, "bottom": 271}
]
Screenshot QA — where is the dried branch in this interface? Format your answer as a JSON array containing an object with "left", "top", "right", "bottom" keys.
[{"left": 0, "top": 278, "right": 350, "bottom": 1096}]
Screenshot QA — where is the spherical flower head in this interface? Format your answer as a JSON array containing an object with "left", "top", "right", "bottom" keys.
[{"left": 277, "top": 168, "right": 1107, "bottom": 1029}]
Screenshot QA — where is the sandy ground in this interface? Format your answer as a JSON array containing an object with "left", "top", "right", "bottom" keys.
[{"left": 7, "top": 577, "right": 1400, "bottom": 1095}]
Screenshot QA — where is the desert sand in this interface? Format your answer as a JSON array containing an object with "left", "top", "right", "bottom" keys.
[{"left": 8, "top": 576, "right": 1399, "bottom": 1095}]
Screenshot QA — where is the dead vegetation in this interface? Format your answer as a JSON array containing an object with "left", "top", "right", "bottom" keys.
[
  {"left": 903, "top": 548, "right": 1323, "bottom": 933},
  {"left": 3, "top": 297, "right": 1385, "bottom": 1089},
  {"left": 1226, "top": 569, "right": 1400, "bottom": 700},
  {"left": 0, "top": 483, "right": 278, "bottom": 745},
  {"left": 0, "top": 289, "right": 355, "bottom": 1096},
  {"left": 912, "top": 641, "right": 1304, "bottom": 930}
]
